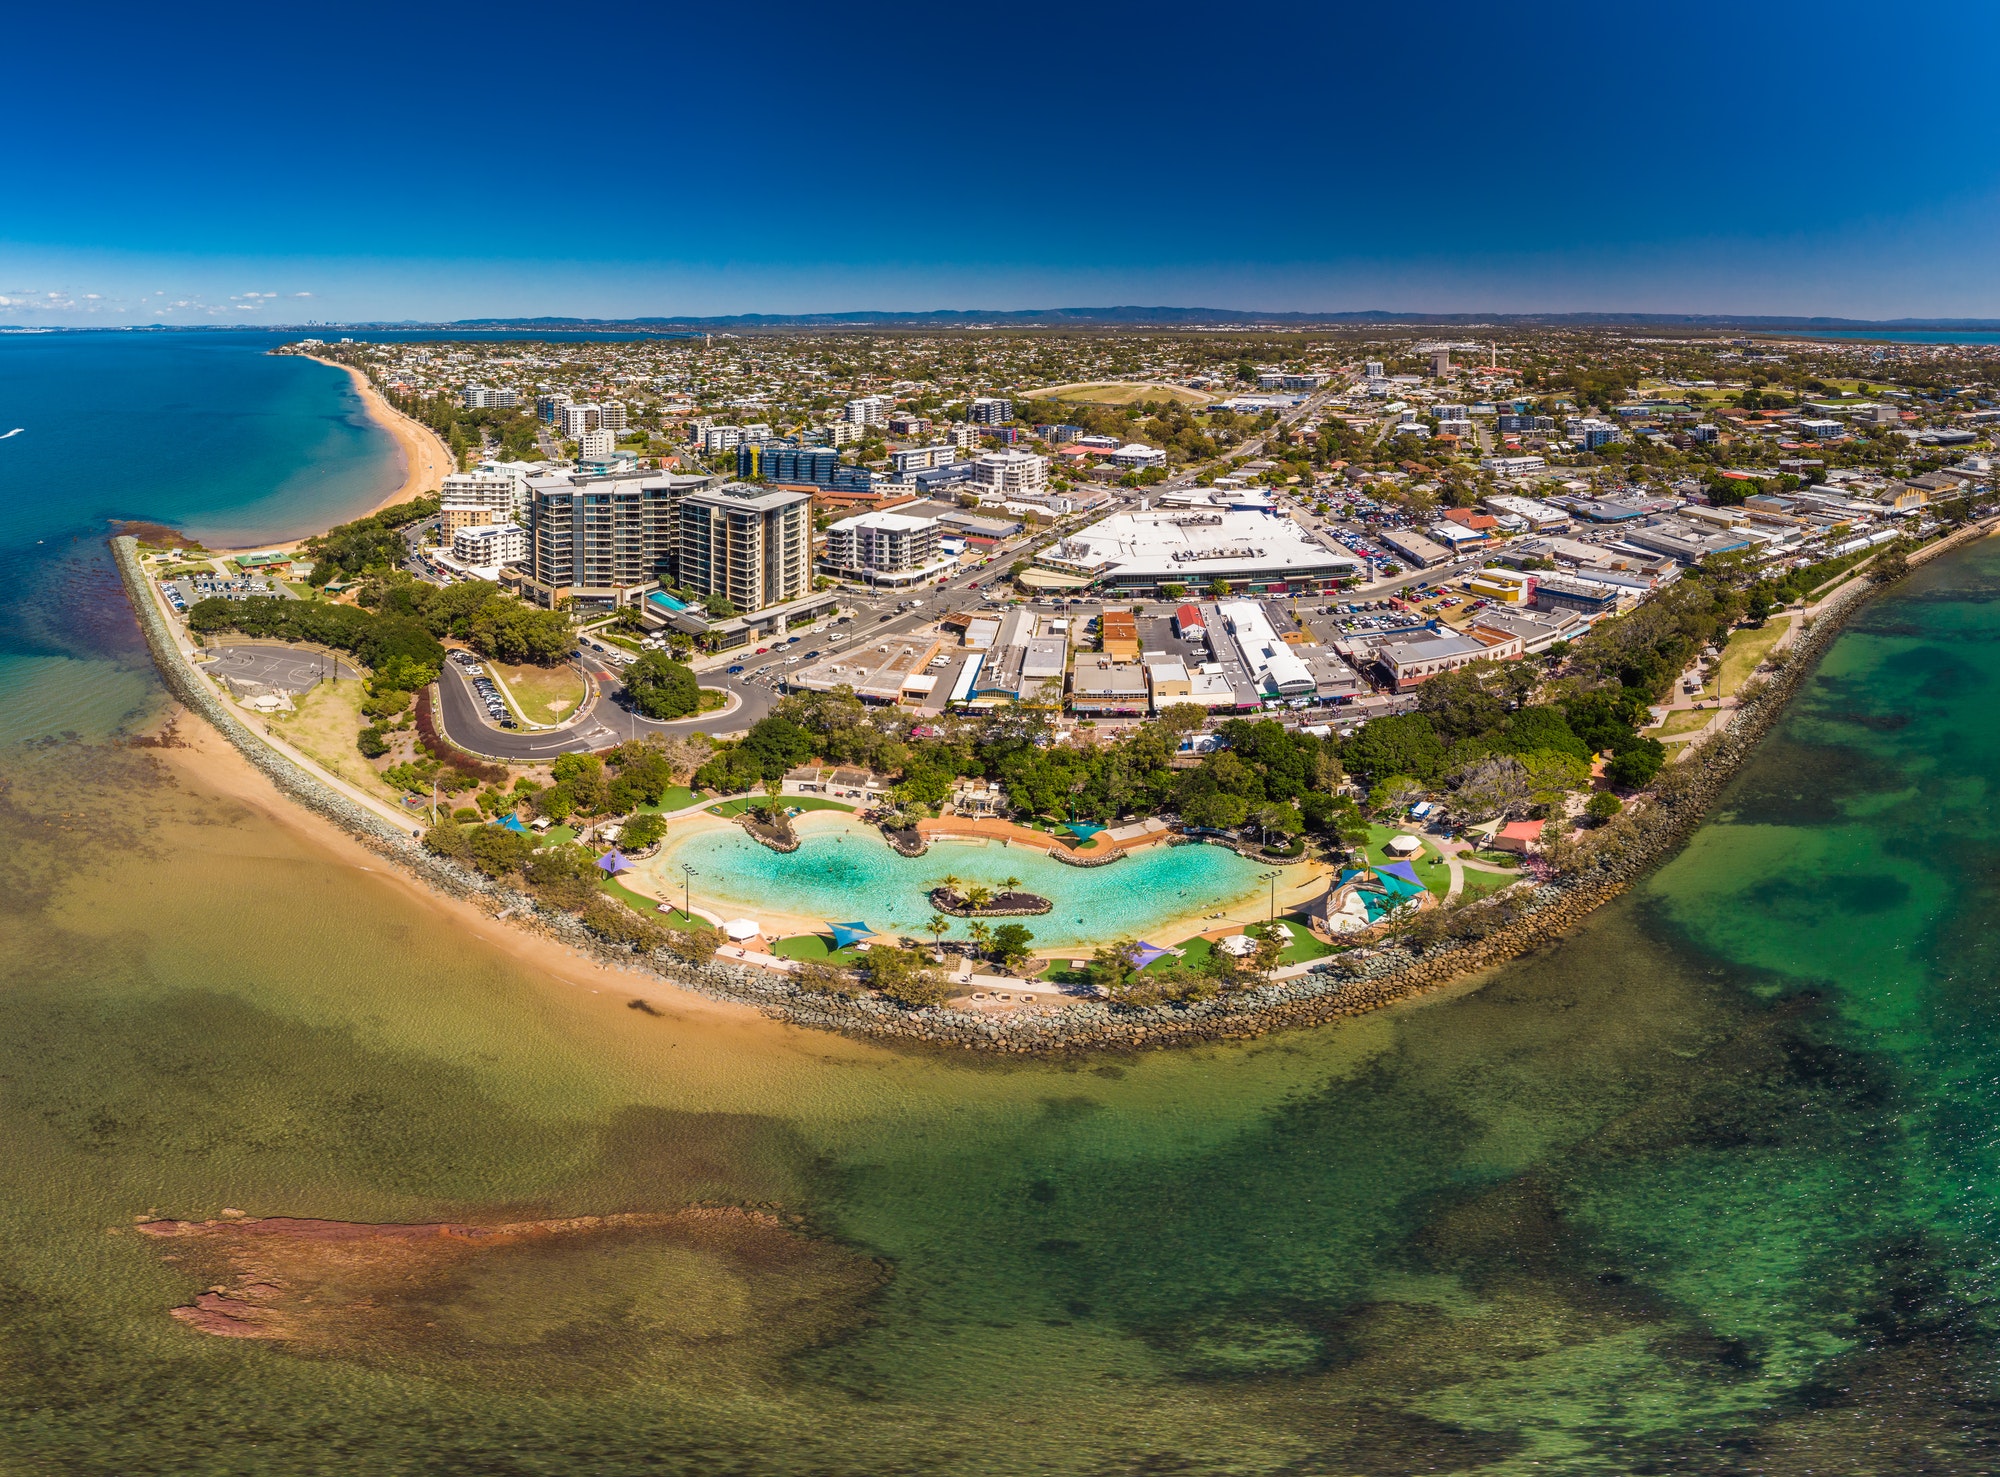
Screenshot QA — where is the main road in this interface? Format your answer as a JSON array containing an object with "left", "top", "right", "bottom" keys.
[{"left": 433, "top": 649, "right": 776, "bottom": 761}]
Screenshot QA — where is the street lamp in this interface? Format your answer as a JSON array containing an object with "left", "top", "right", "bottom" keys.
[
  {"left": 680, "top": 863, "right": 698, "bottom": 923},
  {"left": 1260, "top": 869, "right": 1283, "bottom": 920}
]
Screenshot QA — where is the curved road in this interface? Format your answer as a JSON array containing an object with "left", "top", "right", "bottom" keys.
[{"left": 435, "top": 653, "right": 774, "bottom": 761}]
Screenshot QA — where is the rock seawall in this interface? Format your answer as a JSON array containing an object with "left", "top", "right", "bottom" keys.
[{"left": 116, "top": 528, "right": 1977, "bottom": 1056}]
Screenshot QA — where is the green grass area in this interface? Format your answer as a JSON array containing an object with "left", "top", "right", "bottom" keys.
[
  {"left": 590, "top": 629, "right": 645, "bottom": 654},
  {"left": 1364, "top": 824, "right": 1451, "bottom": 898},
  {"left": 1137, "top": 916, "right": 1338, "bottom": 974},
  {"left": 1651, "top": 707, "right": 1719, "bottom": 739},
  {"left": 490, "top": 660, "right": 584, "bottom": 721},
  {"left": 537, "top": 825, "right": 577, "bottom": 848},
  {"left": 1456, "top": 865, "right": 1518, "bottom": 903},
  {"left": 599, "top": 876, "right": 713, "bottom": 930},
  {"left": 1701, "top": 618, "right": 1790, "bottom": 699},
  {"left": 1030, "top": 381, "right": 1212, "bottom": 408},
  {"left": 1469, "top": 850, "right": 1523, "bottom": 869},
  {"left": 636, "top": 787, "right": 702, "bottom": 815},
  {"left": 696, "top": 688, "right": 728, "bottom": 713},
  {"left": 771, "top": 934, "right": 862, "bottom": 966}
]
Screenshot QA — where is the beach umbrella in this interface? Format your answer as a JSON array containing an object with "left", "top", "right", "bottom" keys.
[
  {"left": 723, "top": 918, "right": 761, "bottom": 941},
  {"left": 830, "top": 921, "right": 876, "bottom": 949},
  {"left": 596, "top": 851, "right": 634, "bottom": 875}
]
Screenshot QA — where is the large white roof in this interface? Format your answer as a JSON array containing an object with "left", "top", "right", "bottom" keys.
[{"left": 1041, "top": 508, "right": 1360, "bottom": 581}]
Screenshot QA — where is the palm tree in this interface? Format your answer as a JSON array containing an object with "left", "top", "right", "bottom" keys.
[
  {"left": 964, "top": 884, "right": 994, "bottom": 911},
  {"left": 939, "top": 872, "right": 962, "bottom": 899},
  {"left": 967, "top": 920, "right": 993, "bottom": 958},
  {"left": 1000, "top": 875, "right": 1021, "bottom": 893},
  {"left": 925, "top": 912, "right": 951, "bottom": 961}
]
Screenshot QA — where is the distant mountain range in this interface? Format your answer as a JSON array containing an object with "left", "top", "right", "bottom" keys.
[
  {"left": 376, "top": 307, "right": 2000, "bottom": 331},
  {"left": 25, "top": 308, "right": 2000, "bottom": 333}
]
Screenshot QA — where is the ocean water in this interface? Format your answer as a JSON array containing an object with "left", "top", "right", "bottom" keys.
[
  {"left": 648, "top": 812, "right": 1277, "bottom": 945},
  {"left": 2, "top": 332, "right": 1999, "bottom": 1472},
  {"left": 0, "top": 330, "right": 399, "bottom": 746}
]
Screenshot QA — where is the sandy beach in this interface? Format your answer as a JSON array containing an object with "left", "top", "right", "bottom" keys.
[
  {"left": 314, "top": 355, "right": 454, "bottom": 518},
  {"left": 147, "top": 715, "right": 835, "bottom": 1050},
  {"left": 211, "top": 357, "right": 455, "bottom": 553}
]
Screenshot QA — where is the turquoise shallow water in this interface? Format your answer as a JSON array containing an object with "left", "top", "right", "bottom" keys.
[{"left": 647, "top": 813, "right": 1280, "bottom": 945}]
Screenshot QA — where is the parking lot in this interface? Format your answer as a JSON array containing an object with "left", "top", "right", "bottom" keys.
[
  {"left": 205, "top": 643, "right": 358, "bottom": 693},
  {"left": 449, "top": 649, "right": 523, "bottom": 730}
]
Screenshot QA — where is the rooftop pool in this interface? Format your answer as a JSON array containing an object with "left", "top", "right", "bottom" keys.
[{"left": 645, "top": 813, "right": 1283, "bottom": 948}]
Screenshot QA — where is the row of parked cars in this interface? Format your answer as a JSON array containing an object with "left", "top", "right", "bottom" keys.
[{"left": 450, "top": 650, "right": 519, "bottom": 729}]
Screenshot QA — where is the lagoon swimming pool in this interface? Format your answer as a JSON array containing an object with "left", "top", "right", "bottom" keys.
[{"left": 647, "top": 813, "right": 1282, "bottom": 948}]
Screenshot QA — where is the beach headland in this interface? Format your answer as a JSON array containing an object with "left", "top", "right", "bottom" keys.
[{"left": 111, "top": 519, "right": 2000, "bottom": 1056}]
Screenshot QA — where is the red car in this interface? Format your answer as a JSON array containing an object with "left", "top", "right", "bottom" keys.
[{"left": 755, "top": 647, "right": 768, "bottom": 654}]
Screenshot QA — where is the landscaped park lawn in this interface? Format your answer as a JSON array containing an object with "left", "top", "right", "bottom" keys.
[
  {"left": 1701, "top": 616, "right": 1791, "bottom": 699},
  {"left": 1651, "top": 707, "right": 1720, "bottom": 739},
  {"left": 635, "top": 787, "right": 702, "bottom": 815},
  {"left": 265, "top": 679, "right": 408, "bottom": 807},
  {"left": 771, "top": 934, "right": 862, "bottom": 966},
  {"left": 599, "top": 875, "right": 709, "bottom": 930},
  {"left": 490, "top": 660, "right": 583, "bottom": 721},
  {"left": 1364, "top": 824, "right": 1451, "bottom": 898},
  {"left": 1455, "top": 862, "right": 1519, "bottom": 903}
]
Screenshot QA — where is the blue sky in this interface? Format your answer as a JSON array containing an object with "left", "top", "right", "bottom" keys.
[{"left": 9, "top": 0, "right": 2000, "bottom": 324}]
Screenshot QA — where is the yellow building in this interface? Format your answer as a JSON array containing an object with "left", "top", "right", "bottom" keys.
[{"left": 1464, "top": 567, "right": 1535, "bottom": 604}]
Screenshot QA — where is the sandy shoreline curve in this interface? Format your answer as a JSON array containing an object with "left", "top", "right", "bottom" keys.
[
  {"left": 111, "top": 517, "right": 2000, "bottom": 1055},
  {"left": 210, "top": 354, "right": 456, "bottom": 553},
  {"left": 638, "top": 809, "right": 1328, "bottom": 951}
]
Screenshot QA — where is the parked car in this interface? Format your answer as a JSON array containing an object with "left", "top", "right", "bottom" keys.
[{"left": 727, "top": 664, "right": 746, "bottom": 674}]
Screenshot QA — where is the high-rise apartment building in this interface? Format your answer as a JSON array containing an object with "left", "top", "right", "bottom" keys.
[
  {"left": 820, "top": 511, "right": 943, "bottom": 586},
  {"left": 844, "top": 394, "right": 894, "bottom": 426},
  {"left": 452, "top": 523, "right": 527, "bottom": 568},
  {"left": 579, "top": 428, "right": 617, "bottom": 461},
  {"left": 969, "top": 396, "right": 1013, "bottom": 425},
  {"left": 597, "top": 401, "right": 628, "bottom": 432},
  {"left": 738, "top": 442, "right": 874, "bottom": 491},
  {"left": 676, "top": 483, "right": 813, "bottom": 614},
  {"left": 462, "top": 385, "right": 518, "bottom": 409},
  {"left": 972, "top": 449, "right": 1048, "bottom": 496},
  {"left": 536, "top": 393, "right": 572, "bottom": 423},
  {"left": 522, "top": 474, "right": 687, "bottom": 608},
  {"left": 557, "top": 403, "right": 602, "bottom": 438},
  {"left": 440, "top": 470, "right": 523, "bottom": 521},
  {"left": 890, "top": 444, "right": 958, "bottom": 475}
]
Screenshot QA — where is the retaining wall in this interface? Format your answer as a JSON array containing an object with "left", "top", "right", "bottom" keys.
[{"left": 114, "top": 527, "right": 1978, "bottom": 1056}]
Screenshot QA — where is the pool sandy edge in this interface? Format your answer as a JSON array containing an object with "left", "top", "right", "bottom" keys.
[{"left": 638, "top": 810, "right": 1331, "bottom": 954}]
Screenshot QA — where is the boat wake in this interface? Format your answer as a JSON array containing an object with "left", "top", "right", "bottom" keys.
[{"left": 0, "top": 428, "right": 22, "bottom": 440}]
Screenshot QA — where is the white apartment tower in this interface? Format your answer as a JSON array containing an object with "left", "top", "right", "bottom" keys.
[
  {"left": 676, "top": 482, "right": 813, "bottom": 614},
  {"left": 972, "top": 449, "right": 1048, "bottom": 496}
]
